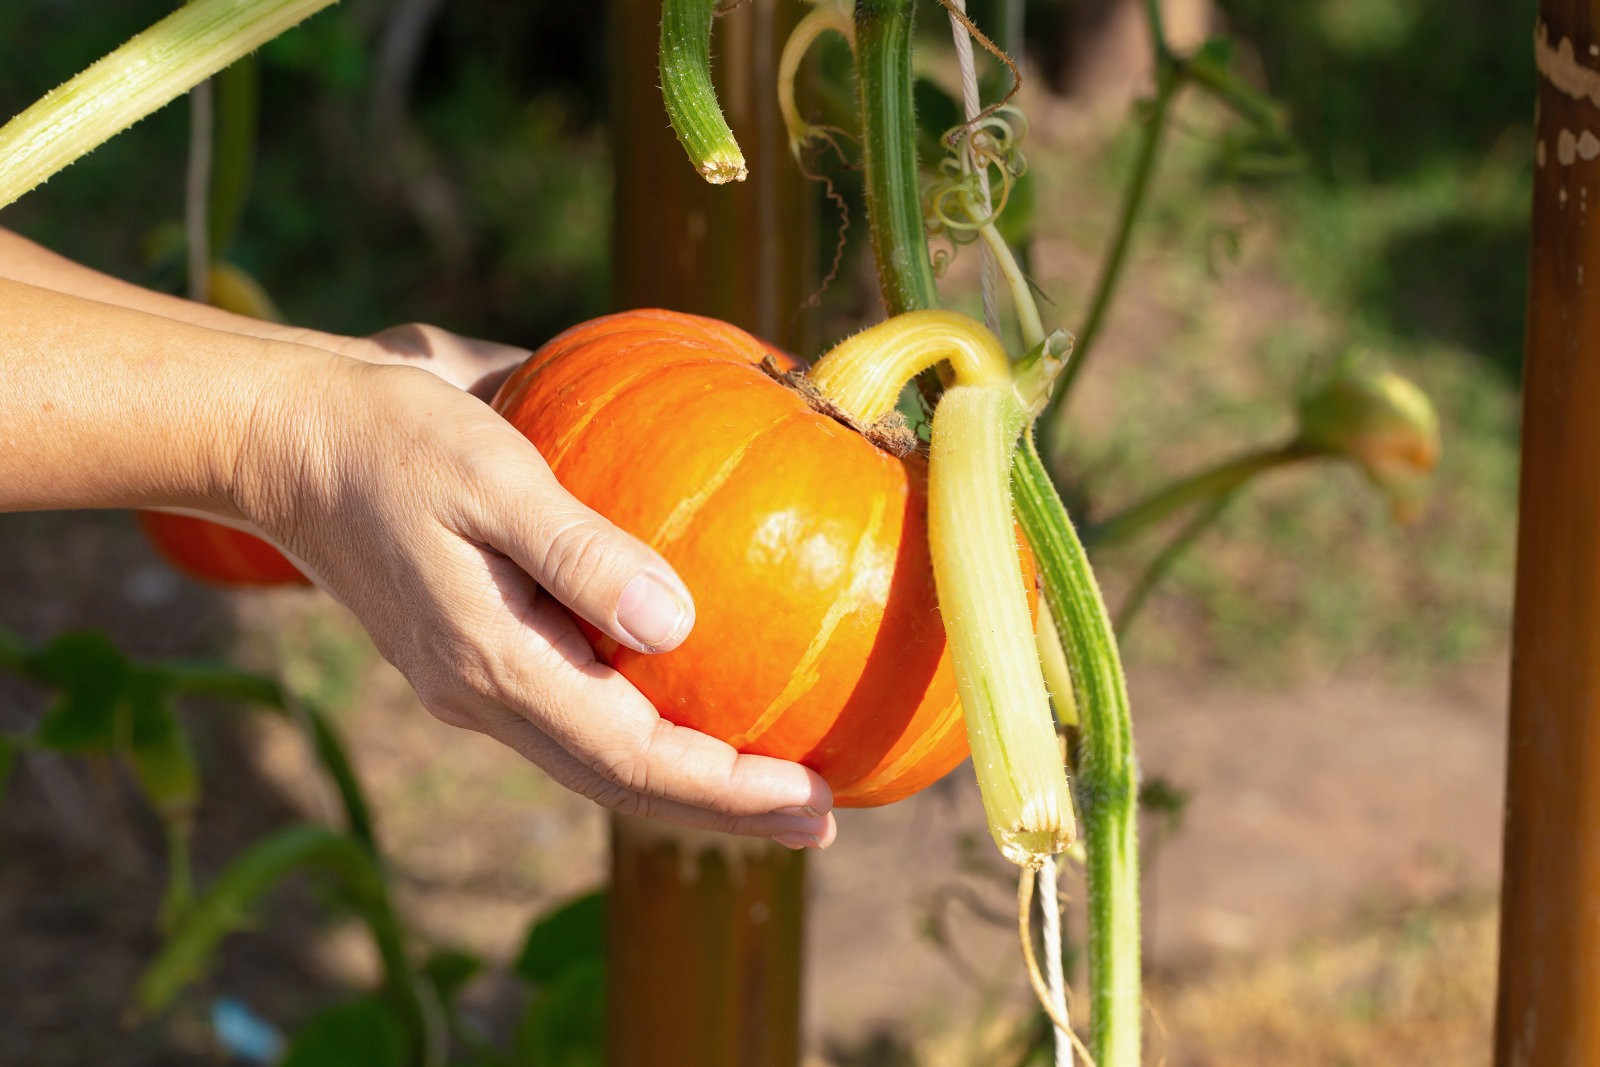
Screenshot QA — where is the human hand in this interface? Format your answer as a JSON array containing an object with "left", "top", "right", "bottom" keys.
[{"left": 232, "top": 345, "right": 837, "bottom": 849}]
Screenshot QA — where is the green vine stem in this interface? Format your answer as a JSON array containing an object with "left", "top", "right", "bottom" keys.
[
  {"left": 1086, "top": 442, "right": 1318, "bottom": 548},
  {"left": 854, "top": 1, "right": 1141, "bottom": 1058},
  {"left": 660, "top": 0, "right": 748, "bottom": 183},
  {"left": 1012, "top": 436, "right": 1140, "bottom": 1066},
  {"left": 134, "top": 825, "right": 427, "bottom": 1047},
  {"left": 160, "top": 663, "right": 379, "bottom": 852},
  {"left": 0, "top": 0, "right": 336, "bottom": 210},
  {"left": 853, "top": 0, "right": 941, "bottom": 316},
  {"left": 1114, "top": 485, "right": 1238, "bottom": 635}
]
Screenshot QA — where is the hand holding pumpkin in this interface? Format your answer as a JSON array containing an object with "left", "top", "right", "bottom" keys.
[
  {"left": 232, "top": 348, "right": 839, "bottom": 849},
  {"left": 0, "top": 255, "right": 836, "bottom": 848}
]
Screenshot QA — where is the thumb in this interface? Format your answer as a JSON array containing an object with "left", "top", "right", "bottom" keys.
[{"left": 472, "top": 449, "right": 696, "bottom": 654}]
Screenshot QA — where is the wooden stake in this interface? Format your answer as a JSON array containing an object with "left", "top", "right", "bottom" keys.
[
  {"left": 608, "top": 0, "right": 816, "bottom": 1063},
  {"left": 1495, "top": 4, "right": 1600, "bottom": 1062}
]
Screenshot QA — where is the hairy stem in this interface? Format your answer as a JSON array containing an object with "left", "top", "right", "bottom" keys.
[
  {"left": 0, "top": 0, "right": 337, "bottom": 210},
  {"left": 854, "top": 0, "right": 940, "bottom": 315},
  {"left": 1013, "top": 436, "right": 1140, "bottom": 1067},
  {"left": 852, "top": 4, "right": 1141, "bottom": 1057},
  {"left": 660, "top": 0, "right": 748, "bottom": 183}
]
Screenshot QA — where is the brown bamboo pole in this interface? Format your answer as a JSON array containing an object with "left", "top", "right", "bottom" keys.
[
  {"left": 607, "top": 1, "right": 817, "bottom": 1064},
  {"left": 1494, "top": 5, "right": 1600, "bottom": 1063}
]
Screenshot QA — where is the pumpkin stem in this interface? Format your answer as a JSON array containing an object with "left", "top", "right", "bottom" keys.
[
  {"left": 660, "top": 0, "right": 748, "bottom": 184},
  {"left": 807, "top": 309, "right": 1010, "bottom": 423}
]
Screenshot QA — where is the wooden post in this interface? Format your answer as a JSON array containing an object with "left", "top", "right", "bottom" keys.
[
  {"left": 607, "top": 1, "right": 816, "bottom": 1065},
  {"left": 1495, "top": 5, "right": 1600, "bottom": 1063}
]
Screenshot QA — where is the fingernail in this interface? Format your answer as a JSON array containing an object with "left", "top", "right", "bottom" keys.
[
  {"left": 773, "top": 832, "right": 821, "bottom": 850},
  {"left": 617, "top": 573, "right": 692, "bottom": 650},
  {"left": 773, "top": 804, "right": 826, "bottom": 819}
]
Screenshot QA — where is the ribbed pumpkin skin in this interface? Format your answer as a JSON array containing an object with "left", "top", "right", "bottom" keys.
[
  {"left": 494, "top": 308, "right": 1026, "bottom": 807},
  {"left": 137, "top": 511, "right": 309, "bottom": 587}
]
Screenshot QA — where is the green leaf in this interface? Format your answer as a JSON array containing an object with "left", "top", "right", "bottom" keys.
[
  {"left": 513, "top": 890, "right": 606, "bottom": 986},
  {"left": 421, "top": 946, "right": 483, "bottom": 1009},
  {"left": 280, "top": 995, "right": 408, "bottom": 1067},
  {"left": 514, "top": 959, "right": 605, "bottom": 1067},
  {"left": 1194, "top": 35, "right": 1235, "bottom": 70},
  {"left": 125, "top": 672, "right": 199, "bottom": 816},
  {"left": 28, "top": 631, "right": 128, "bottom": 751}
]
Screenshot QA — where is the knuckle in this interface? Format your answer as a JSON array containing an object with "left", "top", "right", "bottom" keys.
[
  {"left": 592, "top": 747, "right": 653, "bottom": 797},
  {"left": 536, "top": 516, "right": 615, "bottom": 599},
  {"left": 579, "top": 776, "right": 644, "bottom": 816}
]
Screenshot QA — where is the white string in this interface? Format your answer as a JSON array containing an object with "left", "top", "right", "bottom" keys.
[
  {"left": 1040, "top": 854, "right": 1072, "bottom": 1067},
  {"left": 944, "top": 0, "right": 998, "bottom": 332}
]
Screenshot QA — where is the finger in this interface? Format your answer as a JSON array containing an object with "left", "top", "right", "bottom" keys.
[
  {"left": 465, "top": 448, "right": 697, "bottom": 655},
  {"left": 473, "top": 708, "right": 836, "bottom": 846},
  {"left": 480, "top": 581, "right": 833, "bottom": 819},
  {"left": 364, "top": 322, "right": 529, "bottom": 397}
]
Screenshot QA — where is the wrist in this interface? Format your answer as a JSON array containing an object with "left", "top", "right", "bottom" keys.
[{"left": 221, "top": 340, "right": 357, "bottom": 537}]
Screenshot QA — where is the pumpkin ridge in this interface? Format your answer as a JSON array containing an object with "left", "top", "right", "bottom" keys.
[
  {"left": 834, "top": 692, "right": 965, "bottom": 803},
  {"left": 544, "top": 354, "right": 739, "bottom": 468},
  {"left": 519, "top": 323, "right": 749, "bottom": 397},
  {"left": 647, "top": 410, "right": 806, "bottom": 547},
  {"left": 726, "top": 491, "right": 893, "bottom": 750}
]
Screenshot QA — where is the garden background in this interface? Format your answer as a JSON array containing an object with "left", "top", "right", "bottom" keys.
[{"left": 0, "top": 0, "right": 1527, "bottom": 1062}]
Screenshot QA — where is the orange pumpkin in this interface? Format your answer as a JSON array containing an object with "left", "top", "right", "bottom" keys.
[
  {"left": 137, "top": 511, "right": 309, "bottom": 587},
  {"left": 493, "top": 308, "right": 1033, "bottom": 807}
]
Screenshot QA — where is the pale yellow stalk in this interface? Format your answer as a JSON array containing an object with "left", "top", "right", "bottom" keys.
[
  {"left": 809, "top": 310, "right": 1074, "bottom": 866},
  {"left": 0, "top": 0, "right": 336, "bottom": 210}
]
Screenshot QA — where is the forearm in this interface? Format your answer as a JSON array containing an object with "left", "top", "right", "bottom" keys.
[
  {"left": 0, "top": 227, "right": 363, "bottom": 357},
  {"left": 0, "top": 277, "right": 336, "bottom": 515}
]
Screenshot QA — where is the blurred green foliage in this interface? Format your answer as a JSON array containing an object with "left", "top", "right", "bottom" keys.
[
  {"left": 1218, "top": 0, "right": 1534, "bottom": 378},
  {"left": 0, "top": 1, "right": 612, "bottom": 346},
  {"left": 999, "top": 0, "right": 1530, "bottom": 678}
]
